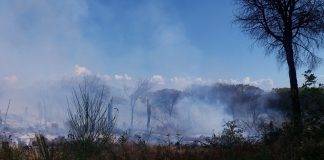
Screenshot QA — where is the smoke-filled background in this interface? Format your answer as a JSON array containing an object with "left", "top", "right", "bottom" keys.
[
  {"left": 0, "top": 70, "right": 285, "bottom": 140},
  {"left": 0, "top": 0, "right": 322, "bottom": 140}
]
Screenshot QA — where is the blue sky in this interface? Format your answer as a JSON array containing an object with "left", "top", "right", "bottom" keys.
[{"left": 0, "top": 0, "right": 323, "bottom": 90}]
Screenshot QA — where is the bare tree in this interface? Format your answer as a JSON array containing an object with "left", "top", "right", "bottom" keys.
[
  {"left": 129, "top": 79, "right": 152, "bottom": 131},
  {"left": 67, "top": 77, "right": 114, "bottom": 142},
  {"left": 235, "top": 0, "right": 324, "bottom": 133}
]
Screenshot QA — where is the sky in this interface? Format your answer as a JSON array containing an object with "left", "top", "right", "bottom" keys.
[{"left": 0, "top": 0, "right": 323, "bottom": 91}]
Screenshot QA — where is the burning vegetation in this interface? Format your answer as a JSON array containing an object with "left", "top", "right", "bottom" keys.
[
  {"left": 0, "top": 71, "right": 323, "bottom": 159},
  {"left": 0, "top": 0, "right": 323, "bottom": 159}
]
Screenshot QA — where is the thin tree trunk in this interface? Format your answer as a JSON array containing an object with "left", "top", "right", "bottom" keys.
[
  {"left": 283, "top": 15, "right": 303, "bottom": 160},
  {"left": 108, "top": 98, "right": 113, "bottom": 130},
  {"left": 146, "top": 98, "right": 151, "bottom": 131},
  {"left": 130, "top": 98, "right": 135, "bottom": 131},
  {"left": 285, "top": 42, "right": 303, "bottom": 160},
  {"left": 284, "top": 43, "right": 302, "bottom": 133}
]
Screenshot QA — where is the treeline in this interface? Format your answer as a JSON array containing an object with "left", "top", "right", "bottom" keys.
[{"left": 0, "top": 72, "right": 323, "bottom": 159}]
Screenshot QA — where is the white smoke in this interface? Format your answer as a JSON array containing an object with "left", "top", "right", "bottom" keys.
[{"left": 74, "top": 65, "right": 91, "bottom": 76}]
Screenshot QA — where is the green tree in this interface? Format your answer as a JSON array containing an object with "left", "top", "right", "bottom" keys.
[{"left": 302, "top": 69, "right": 317, "bottom": 88}]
